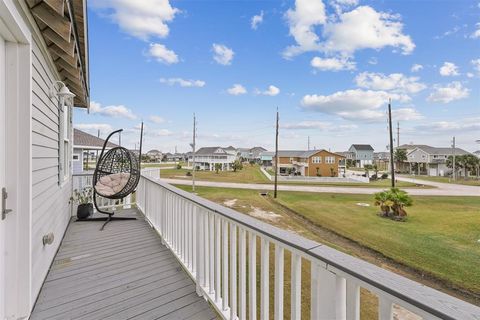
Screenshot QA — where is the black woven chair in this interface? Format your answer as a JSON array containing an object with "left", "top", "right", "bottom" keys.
[{"left": 83, "top": 126, "right": 143, "bottom": 230}]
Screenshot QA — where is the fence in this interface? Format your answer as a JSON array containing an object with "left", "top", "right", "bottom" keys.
[{"left": 136, "top": 173, "right": 480, "bottom": 320}]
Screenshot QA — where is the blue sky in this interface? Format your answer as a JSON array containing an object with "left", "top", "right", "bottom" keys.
[{"left": 75, "top": 0, "right": 480, "bottom": 153}]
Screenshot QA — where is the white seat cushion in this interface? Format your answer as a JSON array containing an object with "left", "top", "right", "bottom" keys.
[{"left": 95, "top": 173, "right": 130, "bottom": 196}]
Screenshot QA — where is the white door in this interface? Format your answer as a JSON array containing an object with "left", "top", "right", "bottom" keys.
[{"left": 0, "top": 32, "right": 7, "bottom": 320}]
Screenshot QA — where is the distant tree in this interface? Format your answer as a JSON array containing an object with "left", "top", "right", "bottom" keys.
[
  {"left": 447, "top": 155, "right": 465, "bottom": 177},
  {"left": 214, "top": 163, "right": 222, "bottom": 173},
  {"left": 232, "top": 160, "right": 243, "bottom": 172},
  {"left": 373, "top": 164, "right": 379, "bottom": 178},
  {"left": 394, "top": 149, "right": 407, "bottom": 163},
  {"left": 463, "top": 154, "right": 480, "bottom": 178}
]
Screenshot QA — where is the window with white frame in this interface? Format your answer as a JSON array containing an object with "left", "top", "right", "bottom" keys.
[
  {"left": 312, "top": 156, "right": 322, "bottom": 164},
  {"left": 325, "top": 156, "right": 335, "bottom": 164}
]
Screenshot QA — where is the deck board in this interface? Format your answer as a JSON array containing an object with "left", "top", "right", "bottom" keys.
[{"left": 31, "top": 208, "right": 217, "bottom": 320}]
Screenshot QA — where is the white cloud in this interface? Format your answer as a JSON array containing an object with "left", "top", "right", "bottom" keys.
[
  {"left": 330, "top": 0, "right": 359, "bottom": 14},
  {"left": 470, "top": 23, "right": 480, "bottom": 39},
  {"left": 251, "top": 11, "right": 264, "bottom": 30},
  {"left": 323, "top": 6, "right": 415, "bottom": 55},
  {"left": 466, "top": 72, "right": 475, "bottom": 78},
  {"left": 227, "top": 84, "right": 247, "bottom": 95},
  {"left": 355, "top": 72, "right": 426, "bottom": 94},
  {"left": 427, "top": 81, "right": 470, "bottom": 103},
  {"left": 148, "top": 43, "right": 179, "bottom": 64},
  {"left": 310, "top": 56, "right": 355, "bottom": 71},
  {"left": 159, "top": 78, "right": 205, "bottom": 87},
  {"left": 281, "top": 120, "right": 358, "bottom": 131},
  {"left": 416, "top": 118, "right": 480, "bottom": 132},
  {"left": 149, "top": 115, "right": 166, "bottom": 124},
  {"left": 151, "top": 129, "right": 173, "bottom": 137},
  {"left": 283, "top": 0, "right": 326, "bottom": 58},
  {"left": 74, "top": 123, "right": 113, "bottom": 135},
  {"left": 256, "top": 85, "right": 280, "bottom": 96},
  {"left": 212, "top": 43, "right": 234, "bottom": 65},
  {"left": 91, "top": 0, "right": 179, "bottom": 40},
  {"left": 300, "top": 89, "right": 411, "bottom": 121},
  {"left": 392, "top": 108, "right": 423, "bottom": 121},
  {"left": 368, "top": 57, "right": 378, "bottom": 65},
  {"left": 283, "top": 4, "right": 414, "bottom": 58},
  {"left": 472, "top": 58, "right": 480, "bottom": 74},
  {"left": 411, "top": 64, "right": 423, "bottom": 72},
  {"left": 90, "top": 101, "right": 137, "bottom": 120},
  {"left": 439, "top": 62, "right": 459, "bottom": 76}
]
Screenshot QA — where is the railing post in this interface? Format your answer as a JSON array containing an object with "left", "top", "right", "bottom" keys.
[
  {"left": 346, "top": 280, "right": 360, "bottom": 320},
  {"left": 203, "top": 211, "right": 209, "bottom": 288},
  {"left": 291, "top": 253, "right": 302, "bottom": 320},
  {"left": 261, "top": 239, "right": 269, "bottom": 320},
  {"left": 230, "top": 223, "right": 237, "bottom": 320},
  {"left": 222, "top": 220, "right": 229, "bottom": 312},
  {"left": 215, "top": 216, "right": 221, "bottom": 304},
  {"left": 196, "top": 207, "right": 204, "bottom": 296},
  {"left": 249, "top": 233, "right": 257, "bottom": 320},
  {"left": 336, "top": 276, "right": 347, "bottom": 320},
  {"left": 379, "top": 296, "right": 393, "bottom": 320},
  {"left": 238, "top": 228, "right": 247, "bottom": 320},
  {"left": 274, "top": 245, "right": 284, "bottom": 320}
]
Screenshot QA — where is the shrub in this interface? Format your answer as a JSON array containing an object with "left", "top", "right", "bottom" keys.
[
  {"left": 381, "top": 173, "right": 388, "bottom": 179},
  {"left": 186, "top": 171, "right": 192, "bottom": 176},
  {"left": 374, "top": 187, "right": 413, "bottom": 220},
  {"left": 176, "top": 164, "right": 182, "bottom": 170}
]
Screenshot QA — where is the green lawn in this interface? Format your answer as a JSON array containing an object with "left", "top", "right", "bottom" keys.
[
  {"left": 160, "top": 165, "right": 425, "bottom": 188},
  {"left": 176, "top": 185, "right": 480, "bottom": 299},
  {"left": 141, "top": 162, "right": 184, "bottom": 169},
  {"left": 403, "top": 174, "right": 480, "bottom": 186}
]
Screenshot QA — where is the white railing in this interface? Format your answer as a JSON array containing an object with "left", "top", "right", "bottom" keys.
[
  {"left": 72, "top": 173, "right": 134, "bottom": 212},
  {"left": 137, "top": 174, "right": 480, "bottom": 320}
]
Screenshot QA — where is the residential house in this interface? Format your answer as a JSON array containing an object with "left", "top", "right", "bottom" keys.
[
  {"left": 474, "top": 150, "right": 480, "bottom": 158},
  {"left": 146, "top": 149, "right": 163, "bottom": 162},
  {"left": 273, "top": 150, "right": 346, "bottom": 177},
  {"left": 348, "top": 144, "right": 374, "bottom": 168},
  {"left": 259, "top": 151, "right": 275, "bottom": 166},
  {"left": 406, "top": 145, "right": 470, "bottom": 176},
  {"left": 73, "top": 129, "right": 119, "bottom": 173},
  {"left": 166, "top": 152, "right": 185, "bottom": 162},
  {"left": 188, "top": 147, "right": 237, "bottom": 171},
  {"left": 374, "top": 151, "right": 391, "bottom": 171},
  {"left": 0, "top": 1, "right": 89, "bottom": 318}
]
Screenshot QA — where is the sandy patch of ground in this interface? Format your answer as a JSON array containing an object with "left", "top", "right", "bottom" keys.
[
  {"left": 249, "top": 206, "right": 282, "bottom": 222},
  {"left": 223, "top": 199, "right": 237, "bottom": 207}
]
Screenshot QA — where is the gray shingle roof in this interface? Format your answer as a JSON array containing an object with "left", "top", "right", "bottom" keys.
[
  {"left": 351, "top": 144, "right": 374, "bottom": 151},
  {"left": 414, "top": 146, "right": 470, "bottom": 155},
  {"left": 195, "top": 147, "right": 229, "bottom": 156},
  {"left": 73, "top": 129, "right": 119, "bottom": 149}
]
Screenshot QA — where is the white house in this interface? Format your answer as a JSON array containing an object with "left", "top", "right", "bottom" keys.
[
  {"left": 0, "top": 1, "right": 88, "bottom": 318},
  {"left": 73, "top": 129, "right": 118, "bottom": 173},
  {"left": 347, "top": 144, "right": 374, "bottom": 168},
  {"left": 188, "top": 147, "right": 237, "bottom": 171},
  {"left": 406, "top": 145, "right": 470, "bottom": 176}
]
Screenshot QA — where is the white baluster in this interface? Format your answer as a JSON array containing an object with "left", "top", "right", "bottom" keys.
[
  {"left": 209, "top": 213, "right": 215, "bottom": 295},
  {"left": 230, "top": 223, "right": 237, "bottom": 320},
  {"left": 222, "top": 220, "right": 229, "bottom": 311},
  {"left": 274, "top": 245, "right": 284, "bottom": 320},
  {"left": 215, "top": 216, "right": 221, "bottom": 304},
  {"left": 238, "top": 228, "right": 246, "bottom": 320},
  {"left": 291, "top": 253, "right": 302, "bottom": 320},
  {"left": 336, "top": 276, "right": 347, "bottom": 320},
  {"left": 196, "top": 208, "right": 204, "bottom": 295},
  {"left": 346, "top": 280, "right": 360, "bottom": 320},
  {"left": 378, "top": 296, "right": 393, "bottom": 320},
  {"left": 261, "top": 238, "right": 269, "bottom": 320},
  {"left": 249, "top": 233, "right": 257, "bottom": 320},
  {"left": 204, "top": 211, "right": 209, "bottom": 288}
]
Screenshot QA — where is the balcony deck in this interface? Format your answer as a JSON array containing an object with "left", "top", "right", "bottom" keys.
[{"left": 30, "top": 208, "right": 217, "bottom": 320}]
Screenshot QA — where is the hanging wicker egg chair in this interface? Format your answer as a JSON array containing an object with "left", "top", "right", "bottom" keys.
[{"left": 79, "top": 125, "right": 143, "bottom": 230}]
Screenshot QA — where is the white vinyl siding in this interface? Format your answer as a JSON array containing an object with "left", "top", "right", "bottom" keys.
[{"left": 31, "top": 38, "right": 72, "bottom": 300}]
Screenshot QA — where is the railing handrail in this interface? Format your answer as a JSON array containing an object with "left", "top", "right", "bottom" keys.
[{"left": 140, "top": 173, "right": 480, "bottom": 320}]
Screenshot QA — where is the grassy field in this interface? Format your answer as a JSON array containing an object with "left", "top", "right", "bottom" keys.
[
  {"left": 176, "top": 185, "right": 480, "bottom": 307},
  {"left": 403, "top": 174, "right": 480, "bottom": 186},
  {"left": 160, "top": 165, "right": 425, "bottom": 188},
  {"left": 141, "top": 162, "right": 185, "bottom": 168}
]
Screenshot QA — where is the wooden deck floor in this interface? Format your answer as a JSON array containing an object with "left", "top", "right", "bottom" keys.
[{"left": 31, "top": 208, "right": 217, "bottom": 320}]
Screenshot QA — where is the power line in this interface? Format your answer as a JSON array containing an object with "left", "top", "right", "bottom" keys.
[
  {"left": 274, "top": 108, "right": 279, "bottom": 199},
  {"left": 388, "top": 99, "right": 396, "bottom": 188}
]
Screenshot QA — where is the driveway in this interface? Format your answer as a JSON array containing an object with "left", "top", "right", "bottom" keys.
[{"left": 159, "top": 178, "right": 480, "bottom": 196}]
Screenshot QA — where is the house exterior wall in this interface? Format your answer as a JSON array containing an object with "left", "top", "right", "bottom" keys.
[
  {"left": 306, "top": 150, "right": 345, "bottom": 177},
  {"left": 348, "top": 146, "right": 374, "bottom": 167},
  {"left": 31, "top": 36, "right": 72, "bottom": 303},
  {"left": 407, "top": 149, "right": 429, "bottom": 163},
  {"left": 73, "top": 147, "right": 83, "bottom": 173}
]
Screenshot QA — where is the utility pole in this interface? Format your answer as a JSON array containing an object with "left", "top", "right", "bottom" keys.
[
  {"left": 397, "top": 121, "right": 400, "bottom": 148},
  {"left": 307, "top": 136, "right": 310, "bottom": 151},
  {"left": 274, "top": 109, "right": 279, "bottom": 199},
  {"left": 452, "top": 136, "right": 456, "bottom": 182},
  {"left": 388, "top": 99, "right": 396, "bottom": 188},
  {"left": 192, "top": 114, "right": 197, "bottom": 192}
]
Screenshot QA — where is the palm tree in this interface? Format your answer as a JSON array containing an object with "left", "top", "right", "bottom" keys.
[{"left": 364, "top": 164, "right": 373, "bottom": 178}]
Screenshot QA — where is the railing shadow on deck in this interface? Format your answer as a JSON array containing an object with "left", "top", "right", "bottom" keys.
[{"left": 135, "top": 172, "right": 480, "bottom": 320}]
